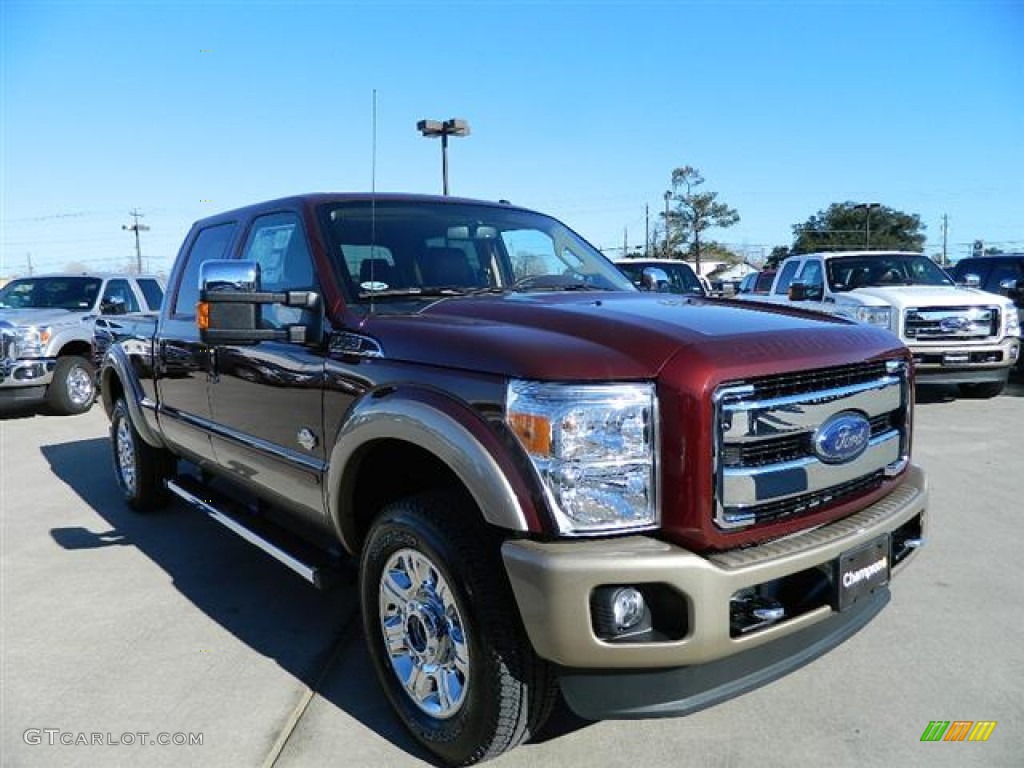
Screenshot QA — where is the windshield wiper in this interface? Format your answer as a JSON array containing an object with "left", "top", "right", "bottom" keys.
[{"left": 358, "top": 286, "right": 493, "bottom": 300}]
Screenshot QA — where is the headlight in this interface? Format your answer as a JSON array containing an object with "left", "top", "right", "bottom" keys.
[
  {"left": 1006, "top": 309, "right": 1021, "bottom": 337},
  {"left": 14, "top": 325, "right": 52, "bottom": 357},
  {"left": 854, "top": 306, "right": 892, "bottom": 329},
  {"left": 506, "top": 380, "right": 658, "bottom": 534}
]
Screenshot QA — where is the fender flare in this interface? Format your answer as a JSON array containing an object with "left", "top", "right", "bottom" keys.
[
  {"left": 101, "top": 345, "right": 166, "bottom": 449},
  {"left": 326, "top": 386, "right": 547, "bottom": 552}
]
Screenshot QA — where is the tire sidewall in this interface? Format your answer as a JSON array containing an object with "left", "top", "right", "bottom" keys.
[
  {"left": 49, "top": 356, "right": 96, "bottom": 415},
  {"left": 110, "top": 399, "right": 139, "bottom": 505},
  {"left": 360, "top": 505, "right": 504, "bottom": 764}
]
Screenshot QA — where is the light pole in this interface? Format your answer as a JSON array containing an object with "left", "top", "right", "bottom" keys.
[
  {"left": 417, "top": 118, "right": 470, "bottom": 195},
  {"left": 663, "top": 191, "right": 671, "bottom": 257},
  {"left": 853, "top": 202, "right": 881, "bottom": 249}
]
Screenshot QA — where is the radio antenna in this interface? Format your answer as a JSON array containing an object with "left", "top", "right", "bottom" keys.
[{"left": 370, "top": 88, "right": 378, "bottom": 314}]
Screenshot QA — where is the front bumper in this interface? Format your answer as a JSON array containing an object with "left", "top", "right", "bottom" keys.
[
  {"left": 502, "top": 464, "right": 927, "bottom": 714},
  {"left": 908, "top": 336, "right": 1019, "bottom": 384},
  {"left": 0, "top": 357, "right": 56, "bottom": 402}
]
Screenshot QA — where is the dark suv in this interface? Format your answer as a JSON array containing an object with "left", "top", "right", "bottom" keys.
[{"left": 952, "top": 254, "right": 1024, "bottom": 369}]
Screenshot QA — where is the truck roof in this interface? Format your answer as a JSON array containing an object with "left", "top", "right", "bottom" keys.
[{"left": 189, "top": 193, "right": 532, "bottom": 229}]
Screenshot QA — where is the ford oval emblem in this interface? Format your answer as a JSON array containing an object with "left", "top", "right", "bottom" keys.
[
  {"left": 939, "top": 316, "right": 972, "bottom": 333},
  {"left": 813, "top": 412, "right": 871, "bottom": 464}
]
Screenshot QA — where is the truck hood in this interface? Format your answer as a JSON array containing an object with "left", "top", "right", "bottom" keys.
[
  {"left": 840, "top": 285, "right": 1013, "bottom": 310},
  {"left": 356, "top": 292, "right": 905, "bottom": 381},
  {"left": 0, "top": 308, "right": 94, "bottom": 329}
]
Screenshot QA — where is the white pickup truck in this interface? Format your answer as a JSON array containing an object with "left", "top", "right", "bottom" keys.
[
  {"left": 740, "top": 251, "right": 1020, "bottom": 397},
  {"left": 0, "top": 273, "right": 164, "bottom": 413}
]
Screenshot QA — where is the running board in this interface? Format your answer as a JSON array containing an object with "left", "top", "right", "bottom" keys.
[{"left": 165, "top": 477, "right": 344, "bottom": 588}]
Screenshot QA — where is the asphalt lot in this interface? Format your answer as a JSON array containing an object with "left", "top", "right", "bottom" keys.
[{"left": 2, "top": 378, "right": 1022, "bottom": 768}]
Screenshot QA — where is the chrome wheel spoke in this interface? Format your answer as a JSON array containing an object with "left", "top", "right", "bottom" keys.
[{"left": 379, "top": 547, "right": 469, "bottom": 720}]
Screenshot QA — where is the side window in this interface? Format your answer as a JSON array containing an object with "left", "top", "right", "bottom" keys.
[
  {"left": 241, "top": 212, "right": 317, "bottom": 327},
  {"left": 101, "top": 278, "right": 140, "bottom": 314},
  {"left": 774, "top": 260, "right": 801, "bottom": 295},
  {"left": 136, "top": 278, "right": 165, "bottom": 311},
  {"left": 985, "top": 261, "right": 1024, "bottom": 292},
  {"left": 172, "top": 222, "right": 237, "bottom": 317},
  {"left": 798, "top": 260, "right": 824, "bottom": 300}
]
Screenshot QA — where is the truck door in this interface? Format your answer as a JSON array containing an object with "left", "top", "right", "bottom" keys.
[
  {"left": 207, "top": 211, "right": 327, "bottom": 524},
  {"left": 157, "top": 222, "right": 237, "bottom": 461}
]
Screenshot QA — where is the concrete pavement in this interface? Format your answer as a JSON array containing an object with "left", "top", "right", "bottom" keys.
[{"left": 3, "top": 378, "right": 1022, "bottom": 767}]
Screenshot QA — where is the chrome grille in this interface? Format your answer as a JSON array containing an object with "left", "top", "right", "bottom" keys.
[
  {"left": 713, "top": 360, "right": 910, "bottom": 530},
  {"left": 904, "top": 306, "right": 999, "bottom": 341},
  {"left": 1, "top": 322, "right": 17, "bottom": 364}
]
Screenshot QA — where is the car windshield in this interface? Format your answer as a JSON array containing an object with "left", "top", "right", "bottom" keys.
[
  {"left": 617, "top": 261, "right": 705, "bottom": 295},
  {"left": 320, "top": 200, "right": 635, "bottom": 309},
  {"left": 826, "top": 255, "right": 953, "bottom": 291},
  {"left": 0, "top": 277, "right": 102, "bottom": 310}
]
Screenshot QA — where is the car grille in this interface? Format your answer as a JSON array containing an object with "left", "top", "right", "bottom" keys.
[
  {"left": 1, "top": 322, "right": 17, "bottom": 365},
  {"left": 904, "top": 306, "right": 1000, "bottom": 342},
  {"left": 713, "top": 360, "right": 909, "bottom": 529}
]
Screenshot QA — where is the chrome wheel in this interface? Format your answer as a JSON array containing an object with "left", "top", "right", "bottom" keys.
[
  {"left": 115, "top": 416, "right": 137, "bottom": 495},
  {"left": 66, "top": 363, "right": 95, "bottom": 406},
  {"left": 378, "top": 547, "right": 469, "bottom": 719}
]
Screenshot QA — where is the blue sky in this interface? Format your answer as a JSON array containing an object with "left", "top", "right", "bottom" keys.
[{"left": 2, "top": 0, "right": 1022, "bottom": 276}]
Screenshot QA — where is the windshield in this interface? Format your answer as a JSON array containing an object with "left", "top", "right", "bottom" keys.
[
  {"left": 826, "top": 255, "right": 954, "bottom": 291},
  {"left": 616, "top": 261, "right": 705, "bottom": 296},
  {"left": 0, "top": 277, "right": 102, "bottom": 310},
  {"left": 320, "top": 201, "right": 635, "bottom": 308}
]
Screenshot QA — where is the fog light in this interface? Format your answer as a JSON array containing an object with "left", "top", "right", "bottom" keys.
[
  {"left": 591, "top": 585, "right": 652, "bottom": 640},
  {"left": 612, "top": 587, "right": 645, "bottom": 631}
]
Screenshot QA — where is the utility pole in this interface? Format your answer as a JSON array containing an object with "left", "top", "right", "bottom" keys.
[
  {"left": 26, "top": 253, "right": 34, "bottom": 276},
  {"left": 663, "top": 191, "right": 671, "bottom": 257},
  {"left": 941, "top": 214, "right": 948, "bottom": 266},
  {"left": 122, "top": 209, "right": 150, "bottom": 273},
  {"left": 623, "top": 227, "right": 628, "bottom": 258},
  {"left": 644, "top": 204, "right": 649, "bottom": 257}
]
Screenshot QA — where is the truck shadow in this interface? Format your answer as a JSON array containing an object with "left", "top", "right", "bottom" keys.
[
  {"left": 40, "top": 437, "right": 437, "bottom": 764},
  {"left": 41, "top": 437, "right": 590, "bottom": 763}
]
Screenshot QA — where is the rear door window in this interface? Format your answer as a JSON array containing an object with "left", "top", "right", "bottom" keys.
[
  {"left": 172, "top": 223, "right": 237, "bottom": 318},
  {"left": 136, "top": 278, "right": 164, "bottom": 311},
  {"left": 774, "top": 260, "right": 801, "bottom": 295}
]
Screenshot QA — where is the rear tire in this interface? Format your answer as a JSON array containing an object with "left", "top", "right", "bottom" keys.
[
  {"left": 46, "top": 355, "right": 96, "bottom": 415},
  {"left": 957, "top": 381, "right": 1005, "bottom": 399},
  {"left": 110, "top": 398, "right": 174, "bottom": 512},
  {"left": 360, "top": 492, "right": 555, "bottom": 765}
]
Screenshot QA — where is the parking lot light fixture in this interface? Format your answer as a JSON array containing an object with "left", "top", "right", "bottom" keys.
[
  {"left": 417, "top": 118, "right": 470, "bottom": 195},
  {"left": 854, "top": 202, "right": 881, "bottom": 248}
]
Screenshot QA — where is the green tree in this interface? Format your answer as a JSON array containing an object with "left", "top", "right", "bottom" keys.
[
  {"left": 791, "top": 202, "right": 925, "bottom": 254},
  {"left": 766, "top": 245, "right": 791, "bottom": 268},
  {"left": 665, "top": 166, "right": 740, "bottom": 273}
]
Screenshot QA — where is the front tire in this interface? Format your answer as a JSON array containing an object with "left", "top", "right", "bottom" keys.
[
  {"left": 110, "top": 398, "right": 173, "bottom": 512},
  {"left": 360, "top": 492, "right": 555, "bottom": 766},
  {"left": 46, "top": 355, "right": 96, "bottom": 415}
]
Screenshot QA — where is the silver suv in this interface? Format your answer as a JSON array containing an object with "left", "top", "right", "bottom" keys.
[{"left": 0, "top": 273, "right": 164, "bottom": 414}]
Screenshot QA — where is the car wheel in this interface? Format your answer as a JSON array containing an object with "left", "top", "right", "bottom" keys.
[
  {"left": 957, "top": 381, "right": 1005, "bottom": 399},
  {"left": 360, "top": 492, "right": 555, "bottom": 766},
  {"left": 110, "top": 398, "right": 173, "bottom": 512},
  {"left": 46, "top": 355, "right": 96, "bottom": 415}
]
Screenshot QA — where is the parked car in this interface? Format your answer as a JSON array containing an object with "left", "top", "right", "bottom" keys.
[
  {"left": 952, "top": 254, "right": 1024, "bottom": 371},
  {"left": 614, "top": 258, "right": 707, "bottom": 296},
  {"left": 0, "top": 273, "right": 164, "bottom": 413},
  {"left": 737, "top": 269, "right": 777, "bottom": 296},
  {"left": 739, "top": 251, "right": 1020, "bottom": 397}
]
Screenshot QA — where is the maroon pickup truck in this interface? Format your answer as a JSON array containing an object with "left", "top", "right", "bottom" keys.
[{"left": 98, "top": 194, "right": 927, "bottom": 765}]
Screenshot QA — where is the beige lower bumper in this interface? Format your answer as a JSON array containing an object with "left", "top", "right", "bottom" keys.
[{"left": 502, "top": 464, "right": 927, "bottom": 669}]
